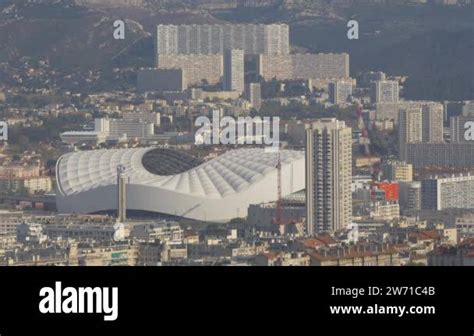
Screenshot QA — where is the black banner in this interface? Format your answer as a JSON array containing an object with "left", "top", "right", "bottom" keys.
[{"left": 0, "top": 267, "right": 472, "bottom": 335}]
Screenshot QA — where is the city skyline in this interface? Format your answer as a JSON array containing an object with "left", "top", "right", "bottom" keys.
[{"left": 0, "top": 0, "right": 473, "bottom": 267}]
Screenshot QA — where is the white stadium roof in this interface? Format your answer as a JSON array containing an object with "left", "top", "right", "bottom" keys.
[{"left": 56, "top": 147, "right": 305, "bottom": 222}]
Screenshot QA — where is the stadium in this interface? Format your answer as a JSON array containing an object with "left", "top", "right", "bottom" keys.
[{"left": 55, "top": 147, "right": 305, "bottom": 222}]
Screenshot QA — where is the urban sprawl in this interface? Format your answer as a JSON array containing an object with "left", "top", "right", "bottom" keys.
[{"left": 0, "top": 23, "right": 473, "bottom": 266}]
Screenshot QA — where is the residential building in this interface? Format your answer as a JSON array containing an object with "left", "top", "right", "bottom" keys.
[
  {"left": 370, "top": 201, "right": 400, "bottom": 221},
  {"left": 404, "top": 143, "right": 474, "bottom": 168},
  {"left": 223, "top": 49, "right": 245, "bottom": 93},
  {"left": 309, "top": 245, "right": 400, "bottom": 266},
  {"left": 137, "top": 68, "right": 187, "bottom": 93},
  {"left": 123, "top": 111, "right": 161, "bottom": 127},
  {"left": 255, "top": 252, "right": 310, "bottom": 266},
  {"left": 399, "top": 107, "right": 423, "bottom": 161},
  {"left": 155, "top": 24, "right": 290, "bottom": 58},
  {"left": 381, "top": 160, "right": 413, "bottom": 182},
  {"left": 375, "top": 101, "right": 443, "bottom": 123},
  {"left": 421, "top": 174, "right": 474, "bottom": 210},
  {"left": 422, "top": 104, "right": 444, "bottom": 143},
  {"left": 77, "top": 243, "right": 138, "bottom": 266},
  {"left": 329, "top": 80, "right": 353, "bottom": 104},
  {"left": 399, "top": 181, "right": 422, "bottom": 213},
  {"left": 0, "top": 176, "right": 52, "bottom": 194},
  {"left": 258, "top": 53, "right": 350, "bottom": 82},
  {"left": 306, "top": 119, "right": 352, "bottom": 235},
  {"left": 372, "top": 80, "right": 399, "bottom": 103}
]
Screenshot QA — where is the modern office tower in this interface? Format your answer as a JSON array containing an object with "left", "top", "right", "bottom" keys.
[
  {"left": 372, "top": 80, "right": 399, "bottom": 103},
  {"left": 399, "top": 181, "right": 421, "bottom": 213},
  {"left": 245, "top": 83, "right": 262, "bottom": 111},
  {"left": 223, "top": 49, "right": 245, "bottom": 93},
  {"left": 399, "top": 107, "right": 423, "bottom": 161},
  {"left": 421, "top": 174, "right": 474, "bottom": 211},
  {"left": 451, "top": 115, "right": 474, "bottom": 142},
  {"left": 137, "top": 69, "right": 187, "bottom": 93},
  {"left": 422, "top": 104, "right": 444, "bottom": 143},
  {"left": 329, "top": 80, "right": 353, "bottom": 104},
  {"left": 117, "top": 165, "right": 127, "bottom": 223},
  {"left": 155, "top": 24, "right": 290, "bottom": 57},
  {"left": 305, "top": 119, "right": 352, "bottom": 236},
  {"left": 381, "top": 160, "right": 413, "bottom": 182}
]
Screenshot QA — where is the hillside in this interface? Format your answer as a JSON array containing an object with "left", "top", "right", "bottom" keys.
[
  {"left": 0, "top": 0, "right": 218, "bottom": 70},
  {"left": 1, "top": 0, "right": 473, "bottom": 100}
]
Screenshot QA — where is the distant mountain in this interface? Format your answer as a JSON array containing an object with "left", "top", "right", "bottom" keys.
[
  {"left": 393, "top": 29, "right": 474, "bottom": 101},
  {"left": 0, "top": 0, "right": 218, "bottom": 70},
  {"left": 1, "top": 0, "right": 472, "bottom": 100},
  {"left": 283, "top": 3, "right": 474, "bottom": 100},
  {"left": 0, "top": 0, "right": 149, "bottom": 69}
]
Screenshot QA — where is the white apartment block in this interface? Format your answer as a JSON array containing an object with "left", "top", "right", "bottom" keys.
[
  {"left": 422, "top": 104, "right": 444, "bottom": 143},
  {"left": 399, "top": 107, "right": 423, "bottom": 160},
  {"left": 157, "top": 54, "right": 223, "bottom": 86},
  {"left": 405, "top": 142, "right": 474, "bottom": 168},
  {"left": 0, "top": 177, "right": 52, "bottom": 194},
  {"left": 95, "top": 118, "right": 155, "bottom": 140},
  {"left": 370, "top": 202, "right": 400, "bottom": 221},
  {"left": 329, "top": 80, "right": 353, "bottom": 104},
  {"left": 259, "top": 53, "right": 350, "bottom": 82},
  {"left": 156, "top": 24, "right": 290, "bottom": 58},
  {"left": 421, "top": 174, "right": 474, "bottom": 210},
  {"left": 306, "top": 119, "right": 352, "bottom": 236},
  {"left": 123, "top": 111, "right": 161, "bottom": 126},
  {"left": 375, "top": 101, "right": 444, "bottom": 123},
  {"left": 372, "top": 80, "right": 399, "bottom": 103}
]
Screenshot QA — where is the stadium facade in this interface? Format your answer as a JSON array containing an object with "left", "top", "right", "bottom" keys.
[{"left": 56, "top": 148, "right": 305, "bottom": 222}]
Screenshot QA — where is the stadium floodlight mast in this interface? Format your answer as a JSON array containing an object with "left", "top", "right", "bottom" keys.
[{"left": 115, "top": 165, "right": 128, "bottom": 241}]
